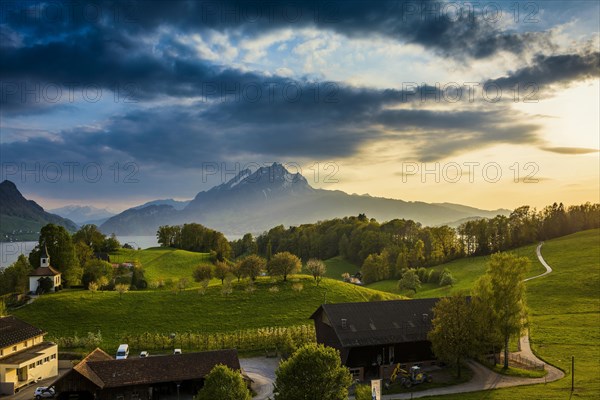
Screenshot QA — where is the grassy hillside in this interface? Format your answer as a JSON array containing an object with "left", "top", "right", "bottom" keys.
[
  {"left": 111, "top": 247, "right": 211, "bottom": 285},
  {"left": 366, "top": 242, "right": 547, "bottom": 298},
  {"left": 13, "top": 276, "right": 401, "bottom": 350},
  {"left": 322, "top": 256, "right": 360, "bottom": 279},
  {"left": 416, "top": 229, "right": 600, "bottom": 400}
]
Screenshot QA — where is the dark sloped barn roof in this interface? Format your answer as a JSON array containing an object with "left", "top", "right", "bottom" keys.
[{"left": 310, "top": 298, "right": 440, "bottom": 347}]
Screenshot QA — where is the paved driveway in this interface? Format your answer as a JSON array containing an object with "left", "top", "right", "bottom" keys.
[
  {"left": 3, "top": 367, "right": 70, "bottom": 400},
  {"left": 240, "top": 356, "right": 281, "bottom": 400}
]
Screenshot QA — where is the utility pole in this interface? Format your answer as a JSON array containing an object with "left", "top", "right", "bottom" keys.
[{"left": 571, "top": 355, "right": 575, "bottom": 391}]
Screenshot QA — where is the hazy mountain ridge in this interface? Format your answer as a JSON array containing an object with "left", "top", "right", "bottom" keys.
[
  {"left": 99, "top": 163, "right": 510, "bottom": 237},
  {"left": 133, "top": 199, "right": 190, "bottom": 211},
  {"left": 0, "top": 180, "right": 78, "bottom": 240},
  {"left": 49, "top": 205, "right": 116, "bottom": 226}
]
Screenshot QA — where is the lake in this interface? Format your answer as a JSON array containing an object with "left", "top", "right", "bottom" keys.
[
  {"left": 0, "top": 233, "right": 245, "bottom": 269},
  {"left": 0, "top": 236, "right": 159, "bottom": 269}
]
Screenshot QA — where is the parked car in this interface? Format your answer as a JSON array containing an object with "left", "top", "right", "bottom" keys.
[
  {"left": 173, "top": 348, "right": 182, "bottom": 355},
  {"left": 115, "top": 344, "right": 129, "bottom": 360},
  {"left": 34, "top": 386, "right": 55, "bottom": 399},
  {"left": 139, "top": 351, "right": 149, "bottom": 358}
]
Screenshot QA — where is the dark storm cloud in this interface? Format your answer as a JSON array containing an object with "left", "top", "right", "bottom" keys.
[
  {"left": 2, "top": 0, "right": 553, "bottom": 59},
  {"left": 486, "top": 52, "right": 600, "bottom": 91},
  {"left": 1, "top": 82, "right": 542, "bottom": 167},
  {"left": 0, "top": 0, "right": 589, "bottom": 173}
]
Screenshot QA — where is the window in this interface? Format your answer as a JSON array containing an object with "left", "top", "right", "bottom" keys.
[
  {"left": 37, "top": 360, "right": 42, "bottom": 366},
  {"left": 51, "top": 354, "right": 56, "bottom": 360},
  {"left": 13, "top": 346, "right": 17, "bottom": 351},
  {"left": 349, "top": 368, "right": 362, "bottom": 380},
  {"left": 44, "top": 357, "right": 50, "bottom": 363},
  {"left": 29, "top": 363, "right": 35, "bottom": 369}
]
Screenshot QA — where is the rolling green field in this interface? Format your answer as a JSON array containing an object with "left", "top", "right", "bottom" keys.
[
  {"left": 10, "top": 229, "right": 600, "bottom": 398},
  {"left": 322, "top": 256, "right": 360, "bottom": 279},
  {"left": 413, "top": 229, "right": 600, "bottom": 400},
  {"left": 366, "top": 242, "right": 547, "bottom": 298},
  {"left": 12, "top": 276, "right": 400, "bottom": 350},
  {"left": 111, "top": 247, "right": 211, "bottom": 285}
]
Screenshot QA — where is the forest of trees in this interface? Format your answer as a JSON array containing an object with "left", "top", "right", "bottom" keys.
[
  {"left": 157, "top": 223, "right": 231, "bottom": 260},
  {"left": 229, "top": 202, "right": 599, "bottom": 284},
  {"left": 1, "top": 202, "right": 597, "bottom": 296}
]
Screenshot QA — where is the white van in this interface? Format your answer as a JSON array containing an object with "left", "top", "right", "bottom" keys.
[{"left": 116, "top": 344, "right": 129, "bottom": 360}]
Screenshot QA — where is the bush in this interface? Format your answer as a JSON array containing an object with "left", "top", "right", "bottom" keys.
[
  {"left": 417, "top": 267, "right": 428, "bottom": 282},
  {"left": 197, "top": 279, "right": 210, "bottom": 295},
  {"left": 193, "top": 265, "right": 213, "bottom": 282},
  {"left": 269, "top": 286, "right": 280, "bottom": 293},
  {"left": 354, "top": 384, "right": 372, "bottom": 400},
  {"left": 369, "top": 292, "right": 385, "bottom": 302},
  {"left": 439, "top": 271, "right": 456, "bottom": 287},
  {"left": 194, "top": 364, "right": 251, "bottom": 400},
  {"left": 428, "top": 269, "right": 442, "bottom": 284},
  {"left": 291, "top": 283, "right": 303, "bottom": 292}
]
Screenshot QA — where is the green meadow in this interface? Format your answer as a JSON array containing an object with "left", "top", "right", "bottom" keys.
[
  {"left": 11, "top": 229, "right": 599, "bottom": 398},
  {"left": 111, "top": 247, "right": 211, "bottom": 285},
  {"left": 322, "top": 255, "right": 360, "bottom": 279},
  {"left": 366, "top": 242, "right": 547, "bottom": 298},
  {"left": 12, "top": 275, "right": 400, "bottom": 351},
  {"left": 410, "top": 229, "right": 600, "bottom": 400}
]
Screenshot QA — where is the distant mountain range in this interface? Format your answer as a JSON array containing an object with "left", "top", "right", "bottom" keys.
[
  {"left": 0, "top": 180, "right": 77, "bottom": 241},
  {"left": 132, "top": 199, "right": 190, "bottom": 211},
  {"left": 100, "top": 163, "right": 510, "bottom": 237},
  {"left": 49, "top": 205, "right": 116, "bottom": 226}
]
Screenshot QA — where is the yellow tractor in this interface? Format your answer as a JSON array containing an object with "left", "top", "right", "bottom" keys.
[{"left": 387, "top": 365, "right": 433, "bottom": 388}]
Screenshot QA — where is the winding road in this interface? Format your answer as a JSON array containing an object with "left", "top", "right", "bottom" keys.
[
  {"left": 379, "top": 241, "right": 565, "bottom": 399},
  {"left": 243, "top": 242, "right": 565, "bottom": 399}
]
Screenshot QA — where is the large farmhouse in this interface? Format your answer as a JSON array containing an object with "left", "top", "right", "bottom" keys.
[
  {"left": 53, "top": 348, "right": 243, "bottom": 399},
  {"left": 0, "top": 316, "right": 58, "bottom": 395},
  {"left": 310, "top": 298, "right": 440, "bottom": 381}
]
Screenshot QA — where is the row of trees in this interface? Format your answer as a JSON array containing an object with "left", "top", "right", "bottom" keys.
[
  {"left": 192, "top": 252, "right": 327, "bottom": 284},
  {"left": 458, "top": 203, "right": 600, "bottom": 255},
  {"left": 157, "top": 223, "right": 231, "bottom": 260}
]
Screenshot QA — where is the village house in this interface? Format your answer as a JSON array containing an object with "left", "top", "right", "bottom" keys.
[
  {"left": 28, "top": 246, "right": 61, "bottom": 294},
  {"left": 310, "top": 298, "right": 440, "bottom": 381},
  {"left": 52, "top": 348, "right": 244, "bottom": 399},
  {"left": 0, "top": 316, "right": 58, "bottom": 395}
]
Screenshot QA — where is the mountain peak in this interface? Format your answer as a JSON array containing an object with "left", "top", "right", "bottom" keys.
[
  {"left": 0, "top": 180, "right": 78, "bottom": 239},
  {"left": 0, "top": 180, "right": 18, "bottom": 191},
  {"left": 208, "top": 163, "right": 310, "bottom": 194}
]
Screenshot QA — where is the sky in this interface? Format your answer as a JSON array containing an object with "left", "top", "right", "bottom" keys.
[{"left": 1, "top": 0, "right": 599, "bottom": 213}]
